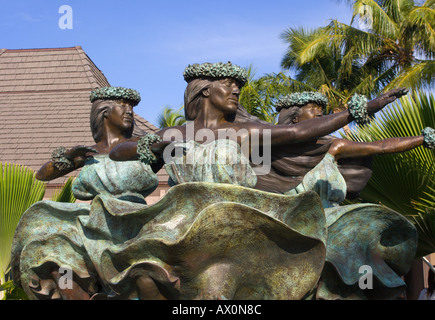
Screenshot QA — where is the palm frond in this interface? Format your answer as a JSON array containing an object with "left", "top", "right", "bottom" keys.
[
  {"left": 351, "top": 0, "right": 400, "bottom": 37},
  {"left": 408, "top": 3, "right": 435, "bottom": 56},
  {"left": 0, "top": 163, "right": 46, "bottom": 282},
  {"left": 280, "top": 27, "right": 331, "bottom": 70},
  {"left": 50, "top": 176, "right": 76, "bottom": 203},
  {"left": 326, "top": 19, "right": 384, "bottom": 57},
  {"left": 345, "top": 91, "right": 435, "bottom": 257},
  {"left": 385, "top": 60, "right": 435, "bottom": 91},
  {"left": 157, "top": 106, "right": 186, "bottom": 129},
  {"left": 409, "top": 208, "right": 435, "bottom": 257}
]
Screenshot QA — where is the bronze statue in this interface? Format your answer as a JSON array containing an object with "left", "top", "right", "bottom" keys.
[
  {"left": 36, "top": 88, "right": 168, "bottom": 182},
  {"left": 12, "top": 87, "right": 173, "bottom": 300},
  {"left": 253, "top": 91, "right": 433, "bottom": 199},
  {"left": 277, "top": 93, "right": 429, "bottom": 161},
  {"left": 107, "top": 62, "right": 418, "bottom": 299},
  {"left": 11, "top": 63, "right": 422, "bottom": 300}
]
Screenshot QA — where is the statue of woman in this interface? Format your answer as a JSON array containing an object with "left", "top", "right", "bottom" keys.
[
  {"left": 270, "top": 92, "right": 434, "bottom": 299},
  {"left": 11, "top": 87, "right": 171, "bottom": 300},
  {"left": 272, "top": 91, "right": 435, "bottom": 204}
]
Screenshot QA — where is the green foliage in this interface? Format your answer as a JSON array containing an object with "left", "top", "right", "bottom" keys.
[
  {"left": 0, "top": 162, "right": 46, "bottom": 295},
  {"left": 330, "top": 0, "right": 434, "bottom": 92},
  {"left": 239, "top": 65, "right": 278, "bottom": 123},
  {"left": 280, "top": 25, "right": 369, "bottom": 112},
  {"left": 0, "top": 280, "right": 28, "bottom": 300},
  {"left": 410, "top": 208, "right": 435, "bottom": 257},
  {"left": 239, "top": 65, "right": 315, "bottom": 123},
  {"left": 50, "top": 176, "right": 76, "bottom": 203},
  {"left": 0, "top": 163, "right": 77, "bottom": 300},
  {"left": 345, "top": 91, "right": 435, "bottom": 257},
  {"left": 157, "top": 106, "right": 186, "bottom": 128},
  {"left": 280, "top": 0, "right": 435, "bottom": 112}
]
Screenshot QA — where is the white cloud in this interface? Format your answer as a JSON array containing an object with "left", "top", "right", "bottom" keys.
[{"left": 11, "top": 12, "right": 42, "bottom": 22}]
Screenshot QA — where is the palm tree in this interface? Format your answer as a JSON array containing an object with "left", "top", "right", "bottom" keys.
[
  {"left": 280, "top": 26, "right": 362, "bottom": 113},
  {"left": 342, "top": 0, "right": 435, "bottom": 91},
  {"left": 239, "top": 65, "right": 275, "bottom": 123},
  {"left": 157, "top": 106, "right": 186, "bottom": 129},
  {"left": 281, "top": 0, "right": 434, "bottom": 107},
  {"left": 346, "top": 91, "right": 435, "bottom": 257}
]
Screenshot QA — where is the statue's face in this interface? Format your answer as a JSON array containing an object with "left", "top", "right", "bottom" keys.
[
  {"left": 106, "top": 100, "right": 134, "bottom": 131},
  {"left": 297, "top": 103, "right": 324, "bottom": 122},
  {"left": 207, "top": 78, "right": 240, "bottom": 115},
  {"left": 278, "top": 103, "right": 323, "bottom": 125}
]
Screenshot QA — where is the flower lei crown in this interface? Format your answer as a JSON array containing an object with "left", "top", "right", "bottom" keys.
[
  {"left": 183, "top": 62, "right": 248, "bottom": 87},
  {"left": 90, "top": 87, "right": 141, "bottom": 106},
  {"left": 275, "top": 92, "right": 329, "bottom": 112}
]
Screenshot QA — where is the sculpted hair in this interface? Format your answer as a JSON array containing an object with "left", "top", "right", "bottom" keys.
[
  {"left": 90, "top": 100, "right": 134, "bottom": 143},
  {"left": 184, "top": 78, "right": 213, "bottom": 121},
  {"left": 234, "top": 104, "right": 269, "bottom": 124}
]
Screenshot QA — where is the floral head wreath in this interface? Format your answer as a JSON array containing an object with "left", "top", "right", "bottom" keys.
[
  {"left": 90, "top": 86, "right": 141, "bottom": 106},
  {"left": 275, "top": 92, "right": 329, "bottom": 112},
  {"left": 183, "top": 62, "right": 248, "bottom": 87}
]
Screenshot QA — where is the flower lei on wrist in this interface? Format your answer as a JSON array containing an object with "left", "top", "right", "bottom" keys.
[
  {"left": 348, "top": 94, "right": 372, "bottom": 126},
  {"left": 51, "top": 147, "right": 74, "bottom": 171},
  {"left": 422, "top": 127, "right": 435, "bottom": 149},
  {"left": 137, "top": 133, "right": 162, "bottom": 165}
]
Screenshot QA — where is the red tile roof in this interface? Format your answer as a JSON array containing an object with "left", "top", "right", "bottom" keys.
[{"left": 0, "top": 46, "right": 161, "bottom": 186}]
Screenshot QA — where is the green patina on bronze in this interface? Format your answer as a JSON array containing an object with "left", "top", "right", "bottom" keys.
[
  {"left": 51, "top": 146, "right": 74, "bottom": 171},
  {"left": 137, "top": 133, "right": 162, "bottom": 165},
  {"left": 348, "top": 93, "right": 372, "bottom": 125},
  {"left": 11, "top": 141, "right": 418, "bottom": 300},
  {"left": 11, "top": 154, "right": 327, "bottom": 300},
  {"left": 183, "top": 62, "right": 248, "bottom": 87},
  {"left": 10, "top": 78, "right": 420, "bottom": 300},
  {"left": 422, "top": 127, "right": 435, "bottom": 149},
  {"left": 164, "top": 139, "right": 257, "bottom": 187},
  {"left": 285, "top": 152, "right": 417, "bottom": 300},
  {"left": 275, "top": 92, "right": 329, "bottom": 111},
  {"left": 90, "top": 86, "right": 141, "bottom": 106}
]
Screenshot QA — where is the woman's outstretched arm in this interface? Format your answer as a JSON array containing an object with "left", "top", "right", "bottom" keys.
[
  {"left": 35, "top": 146, "right": 96, "bottom": 181},
  {"left": 254, "top": 88, "right": 408, "bottom": 146},
  {"left": 328, "top": 136, "right": 425, "bottom": 160}
]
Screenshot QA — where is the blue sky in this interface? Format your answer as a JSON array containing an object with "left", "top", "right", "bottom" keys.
[{"left": 0, "top": 0, "right": 354, "bottom": 126}]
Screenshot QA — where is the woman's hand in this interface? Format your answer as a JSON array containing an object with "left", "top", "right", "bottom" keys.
[
  {"left": 36, "top": 145, "right": 97, "bottom": 181},
  {"left": 367, "top": 88, "right": 408, "bottom": 114},
  {"left": 64, "top": 146, "right": 98, "bottom": 167}
]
